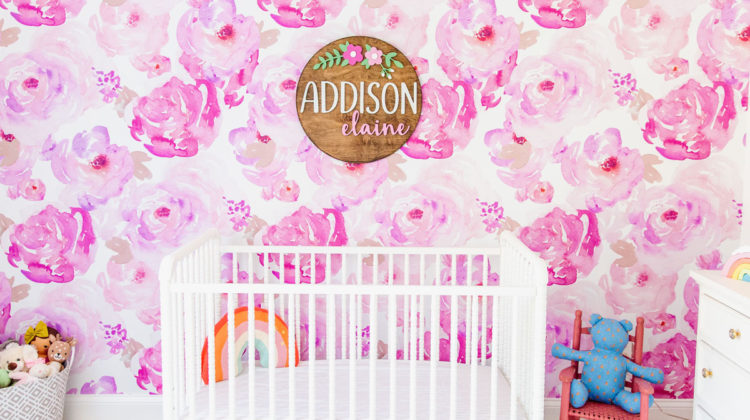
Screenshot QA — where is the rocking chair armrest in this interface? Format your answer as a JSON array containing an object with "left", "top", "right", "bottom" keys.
[
  {"left": 633, "top": 377, "right": 655, "bottom": 395},
  {"left": 559, "top": 366, "right": 577, "bottom": 383}
]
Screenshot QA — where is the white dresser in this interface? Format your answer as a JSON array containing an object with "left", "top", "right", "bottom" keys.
[{"left": 692, "top": 270, "right": 750, "bottom": 419}]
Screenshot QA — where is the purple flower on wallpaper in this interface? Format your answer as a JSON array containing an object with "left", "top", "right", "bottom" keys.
[
  {"left": 642, "top": 333, "right": 695, "bottom": 398},
  {"left": 42, "top": 126, "right": 134, "bottom": 210},
  {"left": 130, "top": 77, "right": 221, "bottom": 158},
  {"left": 697, "top": 1, "right": 750, "bottom": 86},
  {"left": 519, "top": 208, "right": 601, "bottom": 286},
  {"left": 97, "top": 258, "right": 160, "bottom": 328},
  {"left": 484, "top": 121, "right": 550, "bottom": 203},
  {"left": 3, "top": 283, "right": 115, "bottom": 369},
  {"left": 229, "top": 122, "right": 295, "bottom": 201},
  {"left": 133, "top": 341, "right": 162, "bottom": 394},
  {"left": 89, "top": 0, "right": 169, "bottom": 60},
  {"left": 555, "top": 128, "right": 644, "bottom": 212},
  {"left": 80, "top": 376, "right": 119, "bottom": 394},
  {"left": 0, "top": 273, "right": 11, "bottom": 334},
  {"left": 610, "top": 2, "right": 690, "bottom": 73},
  {"left": 402, "top": 79, "right": 476, "bottom": 160},
  {"left": 261, "top": 206, "right": 347, "bottom": 284},
  {"left": 477, "top": 199, "right": 504, "bottom": 233},
  {"left": 599, "top": 263, "right": 678, "bottom": 315},
  {"left": 0, "top": 0, "right": 83, "bottom": 26},
  {"left": 119, "top": 171, "right": 222, "bottom": 252},
  {"left": 91, "top": 68, "right": 122, "bottom": 103},
  {"left": 519, "top": 0, "right": 605, "bottom": 29},
  {"left": 435, "top": 1, "right": 519, "bottom": 108},
  {"left": 297, "top": 141, "right": 388, "bottom": 211},
  {"left": 349, "top": 2, "right": 429, "bottom": 57},
  {"left": 177, "top": 0, "right": 260, "bottom": 107},
  {"left": 257, "top": 0, "right": 344, "bottom": 28},
  {"left": 643, "top": 79, "right": 736, "bottom": 160},
  {"left": 224, "top": 197, "right": 252, "bottom": 232},
  {"left": 100, "top": 322, "right": 128, "bottom": 354},
  {"left": 7, "top": 205, "right": 95, "bottom": 283},
  {"left": 608, "top": 70, "right": 638, "bottom": 106},
  {"left": 0, "top": 47, "right": 92, "bottom": 143},
  {"left": 504, "top": 46, "right": 608, "bottom": 143}
]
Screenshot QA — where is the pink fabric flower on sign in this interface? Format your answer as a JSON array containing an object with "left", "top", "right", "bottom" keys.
[
  {"left": 642, "top": 79, "right": 736, "bottom": 160},
  {"left": 364, "top": 46, "right": 383, "bottom": 65},
  {"left": 344, "top": 43, "right": 363, "bottom": 65},
  {"left": 519, "top": 208, "right": 601, "bottom": 286},
  {"left": 0, "top": 0, "right": 84, "bottom": 26},
  {"left": 129, "top": 77, "right": 221, "bottom": 158},
  {"left": 519, "top": 0, "right": 605, "bottom": 29},
  {"left": 6, "top": 205, "right": 96, "bottom": 283}
]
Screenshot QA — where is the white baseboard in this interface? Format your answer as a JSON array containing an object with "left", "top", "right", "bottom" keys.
[
  {"left": 64, "top": 395, "right": 162, "bottom": 420},
  {"left": 545, "top": 398, "right": 693, "bottom": 420}
]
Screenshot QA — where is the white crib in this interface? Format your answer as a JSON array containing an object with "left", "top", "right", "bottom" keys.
[{"left": 159, "top": 230, "right": 547, "bottom": 420}]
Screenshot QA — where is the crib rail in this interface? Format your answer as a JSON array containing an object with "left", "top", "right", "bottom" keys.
[{"left": 160, "top": 230, "right": 546, "bottom": 420}]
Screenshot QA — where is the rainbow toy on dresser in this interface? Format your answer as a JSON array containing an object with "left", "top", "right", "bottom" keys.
[
  {"left": 201, "top": 306, "right": 299, "bottom": 385},
  {"left": 722, "top": 252, "right": 750, "bottom": 282}
]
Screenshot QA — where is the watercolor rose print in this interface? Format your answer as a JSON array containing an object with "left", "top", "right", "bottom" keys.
[{"left": 0, "top": 0, "right": 744, "bottom": 399}]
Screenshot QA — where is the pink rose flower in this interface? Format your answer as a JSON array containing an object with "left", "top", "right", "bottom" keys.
[
  {"left": 364, "top": 46, "right": 383, "bottom": 66},
  {"left": 133, "top": 341, "right": 162, "bottom": 394},
  {"left": 79, "top": 376, "right": 119, "bottom": 394},
  {"left": 343, "top": 43, "right": 363, "bottom": 65},
  {"left": 42, "top": 126, "right": 134, "bottom": 210},
  {"left": 519, "top": 0, "right": 605, "bottom": 29},
  {"left": 119, "top": 170, "right": 223, "bottom": 252},
  {"left": 683, "top": 277, "right": 699, "bottom": 333},
  {"left": 0, "top": 0, "right": 84, "bottom": 26},
  {"left": 403, "top": 79, "right": 476, "bottom": 160},
  {"left": 643, "top": 79, "right": 736, "bottom": 160},
  {"left": 642, "top": 333, "right": 695, "bottom": 398},
  {"left": 229, "top": 123, "right": 295, "bottom": 200},
  {"left": 132, "top": 55, "right": 171, "bottom": 79},
  {"left": 261, "top": 206, "right": 348, "bottom": 284},
  {"left": 297, "top": 141, "right": 388, "bottom": 211},
  {"left": 0, "top": 273, "right": 11, "bottom": 334},
  {"left": 177, "top": 0, "right": 259, "bottom": 107},
  {"left": 97, "top": 257, "right": 160, "bottom": 328},
  {"left": 0, "top": 38, "right": 94, "bottom": 144},
  {"left": 7, "top": 205, "right": 95, "bottom": 284},
  {"left": 484, "top": 121, "right": 549, "bottom": 202},
  {"left": 257, "top": 0, "right": 344, "bottom": 28},
  {"left": 130, "top": 77, "right": 221, "bottom": 158},
  {"left": 652, "top": 57, "right": 689, "bottom": 80},
  {"left": 555, "top": 128, "right": 644, "bottom": 212},
  {"left": 90, "top": 0, "right": 169, "bottom": 59},
  {"left": 349, "top": 2, "right": 429, "bottom": 57},
  {"left": 599, "top": 263, "right": 678, "bottom": 315},
  {"left": 610, "top": 2, "right": 690, "bottom": 70},
  {"left": 273, "top": 180, "right": 300, "bottom": 202},
  {"left": 697, "top": 1, "right": 750, "bottom": 85},
  {"left": 10, "top": 178, "right": 45, "bottom": 201},
  {"left": 3, "top": 282, "right": 116, "bottom": 369},
  {"left": 436, "top": 1, "right": 519, "bottom": 107},
  {"left": 643, "top": 312, "right": 676, "bottom": 335},
  {"left": 519, "top": 208, "right": 601, "bottom": 286}
]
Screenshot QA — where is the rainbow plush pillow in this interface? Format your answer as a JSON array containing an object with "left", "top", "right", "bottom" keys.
[{"left": 722, "top": 252, "right": 750, "bottom": 282}]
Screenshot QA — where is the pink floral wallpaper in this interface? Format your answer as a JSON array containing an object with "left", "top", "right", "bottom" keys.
[{"left": 0, "top": 0, "right": 747, "bottom": 398}]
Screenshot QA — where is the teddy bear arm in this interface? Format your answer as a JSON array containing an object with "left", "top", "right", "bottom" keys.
[
  {"left": 551, "top": 343, "right": 586, "bottom": 362},
  {"left": 625, "top": 360, "right": 664, "bottom": 384}
]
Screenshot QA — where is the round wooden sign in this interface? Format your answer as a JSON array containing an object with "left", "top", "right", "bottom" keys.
[{"left": 296, "top": 36, "right": 422, "bottom": 163}]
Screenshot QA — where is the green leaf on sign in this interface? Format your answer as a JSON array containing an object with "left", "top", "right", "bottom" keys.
[
  {"left": 384, "top": 56, "right": 391, "bottom": 67},
  {"left": 339, "top": 43, "right": 347, "bottom": 52},
  {"left": 313, "top": 62, "right": 321, "bottom": 70},
  {"left": 361, "top": 58, "right": 370, "bottom": 69},
  {"left": 365, "top": 44, "right": 371, "bottom": 51},
  {"left": 392, "top": 59, "right": 403, "bottom": 68},
  {"left": 340, "top": 59, "right": 348, "bottom": 66},
  {"left": 326, "top": 52, "right": 333, "bottom": 60}
]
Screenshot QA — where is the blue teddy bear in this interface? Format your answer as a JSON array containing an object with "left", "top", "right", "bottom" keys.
[{"left": 551, "top": 314, "right": 664, "bottom": 414}]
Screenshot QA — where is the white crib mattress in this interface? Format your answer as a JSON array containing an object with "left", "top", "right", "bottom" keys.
[{"left": 183, "top": 360, "right": 522, "bottom": 420}]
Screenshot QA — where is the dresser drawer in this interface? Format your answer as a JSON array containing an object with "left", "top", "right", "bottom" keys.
[
  {"left": 699, "top": 295, "right": 750, "bottom": 371},
  {"left": 694, "top": 342, "right": 750, "bottom": 417},
  {"left": 693, "top": 404, "right": 715, "bottom": 420}
]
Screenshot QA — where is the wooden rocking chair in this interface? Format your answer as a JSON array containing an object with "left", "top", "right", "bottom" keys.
[{"left": 558, "top": 310, "right": 654, "bottom": 420}]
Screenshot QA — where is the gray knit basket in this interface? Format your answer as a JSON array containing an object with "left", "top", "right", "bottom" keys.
[{"left": 0, "top": 349, "right": 74, "bottom": 420}]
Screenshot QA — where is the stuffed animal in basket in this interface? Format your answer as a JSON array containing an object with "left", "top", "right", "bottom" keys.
[
  {"left": 0, "top": 342, "right": 47, "bottom": 385},
  {"left": 24, "top": 321, "right": 61, "bottom": 360},
  {"left": 0, "top": 369, "right": 10, "bottom": 388},
  {"left": 47, "top": 339, "right": 74, "bottom": 373},
  {"left": 551, "top": 314, "right": 665, "bottom": 414}
]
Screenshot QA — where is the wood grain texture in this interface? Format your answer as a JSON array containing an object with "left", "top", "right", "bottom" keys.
[{"left": 296, "top": 36, "right": 422, "bottom": 163}]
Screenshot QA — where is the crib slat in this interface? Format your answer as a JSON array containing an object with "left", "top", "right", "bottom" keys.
[
  {"left": 429, "top": 290, "right": 438, "bottom": 420},
  {"left": 369, "top": 254, "right": 378, "bottom": 420},
  {"left": 356, "top": 254, "right": 363, "bottom": 361},
  {"left": 326, "top": 253, "right": 335, "bottom": 420},
  {"left": 409, "top": 293, "right": 418, "bottom": 420},
  {"left": 227, "top": 285, "right": 236, "bottom": 420},
  {"left": 309, "top": 253, "right": 316, "bottom": 420},
  {"left": 465, "top": 257, "right": 471, "bottom": 365},
  {"left": 175, "top": 262, "right": 186, "bottom": 414},
  {"left": 269, "top": 289, "right": 276, "bottom": 420},
  {"left": 481, "top": 256, "right": 488, "bottom": 366},
  {"left": 349, "top": 292, "right": 357, "bottom": 420},
  {"left": 419, "top": 254, "right": 425, "bottom": 361},
  {"left": 404, "top": 255, "right": 410, "bottom": 360},
  {"left": 206, "top": 285, "right": 216, "bottom": 420},
  {"left": 288, "top": 291, "right": 296, "bottom": 419},
  {"left": 510, "top": 296, "right": 519, "bottom": 420},
  {"left": 247, "top": 253, "right": 255, "bottom": 420},
  {"left": 450, "top": 254, "right": 458, "bottom": 420},
  {"left": 490, "top": 296, "right": 500, "bottom": 419},
  {"left": 388, "top": 254, "right": 396, "bottom": 420},
  {"left": 470, "top": 295, "right": 479, "bottom": 420}
]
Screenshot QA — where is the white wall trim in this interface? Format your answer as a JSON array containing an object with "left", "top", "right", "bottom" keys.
[
  {"left": 64, "top": 395, "right": 162, "bottom": 420},
  {"left": 545, "top": 398, "right": 693, "bottom": 420}
]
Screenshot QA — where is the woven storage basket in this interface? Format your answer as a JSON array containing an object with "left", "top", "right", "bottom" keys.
[{"left": 0, "top": 349, "right": 74, "bottom": 420}]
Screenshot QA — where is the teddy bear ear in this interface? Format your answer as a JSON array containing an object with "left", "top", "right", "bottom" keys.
[
  {"left": 619, "top": 319, "right": 633, "bottom": 332},
  {"left": 5, "top": 343, "right": 19, "bottom": 349},
  {"left": 590, "top": 314, "right": 603, "bottom": 326},
  {"left": 21, "top": 345, "right": 37, "bottom": 361}
]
